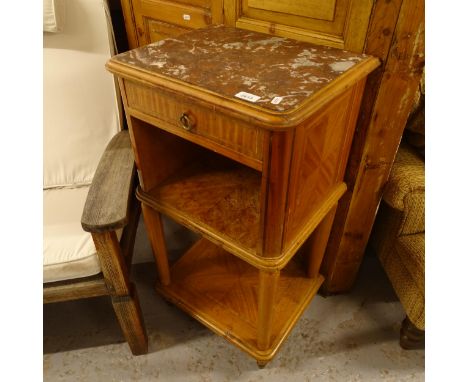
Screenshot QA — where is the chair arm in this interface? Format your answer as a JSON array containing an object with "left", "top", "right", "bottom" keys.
[
  {"left": 382, "top": 143, "right": 425, "bottom": 236},
  {"left": 383, "top": 143, "right": 425, "bottom": 212},
  {"left": 81, "top": 131, "right": 136, "bottom": 233}
]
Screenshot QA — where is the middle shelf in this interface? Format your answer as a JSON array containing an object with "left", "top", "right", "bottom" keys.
[{"left": 137, "top": 155, "right": 262, "bottom": 260}]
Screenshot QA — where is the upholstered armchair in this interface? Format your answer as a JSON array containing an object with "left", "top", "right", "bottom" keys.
[
  {"left": 43, "top": 0, "right": 147, "bottom": 355},
  {"left": 369, "top": 99, "right": 425, "bottom": 349}
]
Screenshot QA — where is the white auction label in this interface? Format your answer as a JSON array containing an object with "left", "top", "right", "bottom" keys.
[
  {"left": 271, "top": 96, "right": 283, "bottom": 105},
  {"left": 183, "top": 14, "right": 191, "bottom": 20},
  {"left": 235, "top": 91, "right": 261, "bottom": 103}
]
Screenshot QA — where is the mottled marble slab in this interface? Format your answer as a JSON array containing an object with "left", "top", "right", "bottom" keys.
[{"left": 112, "top": 26, "right": 370, "bottom": 112}]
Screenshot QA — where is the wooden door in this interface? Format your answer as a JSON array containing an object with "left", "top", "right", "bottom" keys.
[
  {"left": 224, "top": 0, "right": 373, "bottom": 52},
  {"left": 121, "top": 0, "right": 223, "bottom": 48}
]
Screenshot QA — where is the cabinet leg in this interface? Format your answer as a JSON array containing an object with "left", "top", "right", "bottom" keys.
[
  {"left": 141, "top": 204, "right": 171, "bottom": 285},
  {"left": 256, "top": 360, "right": 268, "bottom": 369},
  {"left": 257, "top": 269, "right": 280, "bottom": 351},
  {"left": 305, "top": 205, "right": 337, "bottom": 279}
]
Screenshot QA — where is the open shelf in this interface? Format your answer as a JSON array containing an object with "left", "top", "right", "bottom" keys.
[
  {"left": 137, "top": 156, "right": 262, "bottom": 258},
  {"left": 156, "top": 238, "right": 323, "bottom": 362}
]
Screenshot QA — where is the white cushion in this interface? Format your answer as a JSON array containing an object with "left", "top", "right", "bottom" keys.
[
  {"left": 43, "top": 186, "right": 100, "bottom": 283},
  {"left": 44, "top": 187, "right": 124, "bottom": 284},
  {"left": 43, "top": 0, "right": 65, "bottom": 33},
  {"left": 43, "top": 0, "right": 120, "bottom": 189}
]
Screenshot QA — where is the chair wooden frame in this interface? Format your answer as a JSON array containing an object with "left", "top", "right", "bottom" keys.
[{"left": 43, "top": 131, "right": 148, "bottom": 355}]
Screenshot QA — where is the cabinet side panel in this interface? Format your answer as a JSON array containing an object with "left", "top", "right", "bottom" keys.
[{"left": 283, "top": 82, "right": 364, "bottom": 249}]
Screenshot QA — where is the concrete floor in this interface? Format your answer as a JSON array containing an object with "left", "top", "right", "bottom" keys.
[{"left": 43, "top": 222, "right": 424, "bottom": 381}]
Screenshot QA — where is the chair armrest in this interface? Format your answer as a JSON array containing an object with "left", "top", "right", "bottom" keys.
[
  {"left": 382, "top": 143, "right": 425, "bottom": 236},
  {"left": 383, "top": 143, "right": 425, "bottom": 212},
  {"left": 81, "top": 131, "right": 135, "bottom": 233}
]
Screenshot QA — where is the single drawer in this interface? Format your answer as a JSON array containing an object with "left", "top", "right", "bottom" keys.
[{"left": 124, "top": 80, "right": 264, "bottom": 169}]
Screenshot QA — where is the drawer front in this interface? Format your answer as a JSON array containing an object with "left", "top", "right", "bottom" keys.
[{"left": 124, "top": 81, "right": 264, "bottom": 168}]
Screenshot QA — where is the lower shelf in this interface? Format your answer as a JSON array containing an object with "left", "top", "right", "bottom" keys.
[{"left": 156, "top": 238, "right": 323, "bottom": 362}]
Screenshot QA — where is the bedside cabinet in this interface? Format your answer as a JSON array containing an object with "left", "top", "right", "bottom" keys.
[{"left": 107, "top": 26, "right": 379, "bottom": 366}]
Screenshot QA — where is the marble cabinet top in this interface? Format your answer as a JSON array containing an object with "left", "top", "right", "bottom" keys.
[{"left": 111, "top": 26, "right": 372, "bottom": 113}]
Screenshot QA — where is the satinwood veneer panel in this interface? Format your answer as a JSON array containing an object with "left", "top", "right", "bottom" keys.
[{"left": 282, "top": 78, "right": 366, "bottom": 249}]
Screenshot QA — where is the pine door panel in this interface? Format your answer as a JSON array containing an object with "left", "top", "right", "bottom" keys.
[
  {"left": 248, "top": 0, "right": 337, "bottom": 22},
  {"left": 225, "top": 0, "right": 373, "bottom": 52},
  {"left": 124, "top": 0, "right": 223, "bottom": 48}
]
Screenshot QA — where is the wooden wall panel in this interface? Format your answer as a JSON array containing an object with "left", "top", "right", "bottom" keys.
[
  {"left": 227, "top": 0, "right": 373, "bottom": 51},
  {"left": 321, "top": 0, "right": 425, "bottom": 293},
  {"left": 247, "top": 0, "right": 337, "bottom": 21},
  {"left": 121, "top": 0, "right": 223, "bottom": 48}
]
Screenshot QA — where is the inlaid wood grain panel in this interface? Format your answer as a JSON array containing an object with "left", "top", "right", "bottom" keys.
[{"left": 283, "top": 80, "right": 366, "bottom": 249}]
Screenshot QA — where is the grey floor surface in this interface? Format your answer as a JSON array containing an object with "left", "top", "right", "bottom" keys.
[{"left": 44, "top": 222, "right": 424, "bottom": 381}]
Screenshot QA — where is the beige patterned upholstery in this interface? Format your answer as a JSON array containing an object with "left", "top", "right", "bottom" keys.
[
  {"left": 382, "top": 143, "right": 425, "bottom": 236},
  {"left": 370, "top": 143, "right": 425, "bottom": 330}
]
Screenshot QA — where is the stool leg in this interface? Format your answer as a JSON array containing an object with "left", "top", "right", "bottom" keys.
[{"left": 141, "top": 204, "right": 171, "bottom": 286}]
